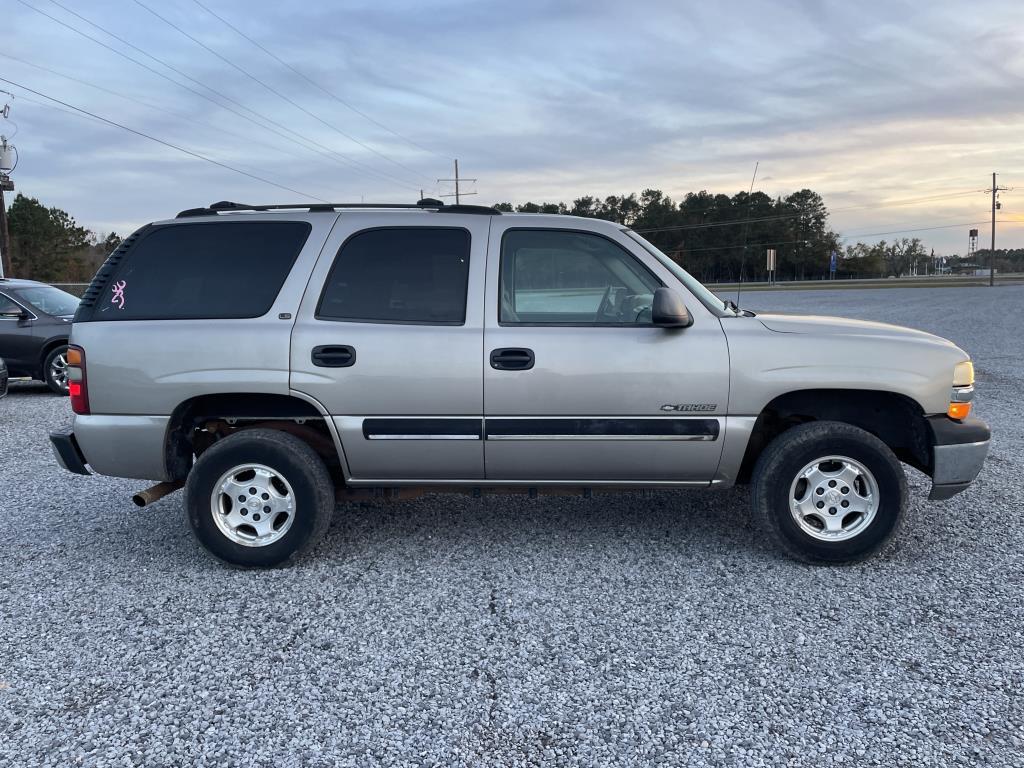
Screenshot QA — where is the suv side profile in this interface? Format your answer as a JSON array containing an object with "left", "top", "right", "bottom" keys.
[{"left": 50, "top": 200, "right": 990, "bottom": 567}]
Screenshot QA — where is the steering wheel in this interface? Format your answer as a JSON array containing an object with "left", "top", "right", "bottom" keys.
[{"left": 596, "top": 285, "right": 615, "bottom": 321}]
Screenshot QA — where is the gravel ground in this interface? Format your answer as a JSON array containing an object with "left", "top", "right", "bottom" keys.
[{"left": 1, "top": 285, "right": 1022, "bottom": 767}]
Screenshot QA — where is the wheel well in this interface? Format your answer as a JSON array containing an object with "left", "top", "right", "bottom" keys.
[
  {"left": 736, "top": 389, "right": 930, "bottom": 484},
  {"left": 164, "top": 393, "right": 340, "bottom": 482},
  {"left": 38, "top": 338, "right": 69, "bottom": 376}
]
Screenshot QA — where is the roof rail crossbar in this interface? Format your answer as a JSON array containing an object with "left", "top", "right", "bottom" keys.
[
  {"left": 438, "top": 204, "right": 505, "bottom": 215},
  {"left": 176, "top": 199, "right": 502, "bottom": 218}
]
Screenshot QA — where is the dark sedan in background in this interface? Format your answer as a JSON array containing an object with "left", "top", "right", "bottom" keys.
[
  {"left": 0, "top": 279, "right": 80, "bottom": 394},
  {"left": 0, "top": 356, "right": 7, "bottom": 398}
]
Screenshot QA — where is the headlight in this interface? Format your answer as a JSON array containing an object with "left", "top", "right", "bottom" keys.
[
  {"left": 948, "top": 361, "right": 975, "bottom": 420},
  {"left": 953, "top": 361, "right": 975, "bottom": 388}
]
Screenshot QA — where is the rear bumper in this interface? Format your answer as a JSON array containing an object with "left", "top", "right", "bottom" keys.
[
  {"left": 69, "top": 414, "right": 172, "bottom": 481},
  {"left": 927, "top": 415, "right": 990, "bottom": 500},
  {"left": 50, "top": 430, "right": 91, "bottom": 475},
  {"left": 51, "top": 416, "right": 171, "bottom": 480}
]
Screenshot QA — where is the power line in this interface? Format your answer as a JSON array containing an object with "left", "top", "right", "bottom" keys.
[
  {"left": 644, "top": 220, "right": 1017, "bottom": 256},
  {"left": 839, "top": 220, "right": 996, "bottom": 240},
  {"left": 635, "top": 189, "right": 990, "bottom": 234},
  {"left": 666, "top": 239, "right": 810, "bottom": 255},
  {"left": 24, "top": 1, "right": 282, "bottom": 136},
  {"left": 0, "top": 77, "right": 328, "bottom": 201},
  {"left": 828, "top": 189, "right": 986, "bottom": 213},
  {"left": 132, "top": 0, "right": 433, "bottom": 188},
  {"left": 190, "top": 0, "right": 449, "bottom": 164},
  {"left": 47, "top": 0, "right": 422, "bottom": 191},
  {"left": 634, "top": 212, "right": 802, "bottom": 234},
  {"left": 20, "top": 0, "right": 422, "bottom": 193},
  {"left": 0, "top": 53, "right": 316, "bottom": 165}
]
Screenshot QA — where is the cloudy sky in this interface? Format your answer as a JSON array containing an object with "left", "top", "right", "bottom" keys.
[{"left": 4, "top": 0, "right": 1024, "bottom": 253}]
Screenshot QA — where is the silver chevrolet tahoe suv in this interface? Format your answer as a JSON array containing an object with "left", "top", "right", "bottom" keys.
[{"left": 50, "top": 199, "right": 990, "bottom": 567}]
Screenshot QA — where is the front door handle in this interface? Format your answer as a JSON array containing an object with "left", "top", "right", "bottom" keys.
[
  {"left": 490, "top": 347, "right": 534, "bottom": 371},
  {"left": 312, "top": 345, "right": 356, "bottom": 368}
]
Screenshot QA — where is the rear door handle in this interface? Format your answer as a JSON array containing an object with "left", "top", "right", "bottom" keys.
[
  {"left": 311, "top": 345, "right": 356, "bottom": 368},
  {"left": 490, "top": 347, "right": 534, "bottom": 371}
]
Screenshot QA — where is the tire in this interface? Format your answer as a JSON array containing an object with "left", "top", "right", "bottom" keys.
[
  {"left": 185, "top": 428, "right": 334, "bottom": 567},
  {"left": 751, "top": 421, "right": 907, "bottom": 564},
  {"left": 43, "top": 344, "right": 70, "bottom": 395}
]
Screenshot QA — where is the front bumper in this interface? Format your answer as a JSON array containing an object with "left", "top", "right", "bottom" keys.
[
  {"left": 927, "top": 415, "right": 990, "bottom": 500},
  {"left": 50, "top": 430, "right": 91, "bottom": 475}
]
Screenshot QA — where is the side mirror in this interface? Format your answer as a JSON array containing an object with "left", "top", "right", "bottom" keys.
[
  {"left": 0, "top": 309, "right": 26, "bottom": 320},
  {"left": 651, "top": 287, "right": 693, "bottom": 328}
]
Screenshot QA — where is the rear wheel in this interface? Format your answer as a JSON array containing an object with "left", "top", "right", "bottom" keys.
[
  {"left": 44, "top": 345, "right": 70, "bottom": 395},
  {"left": 751, "top": 421, "right": 907, "bottom": 564},
  {"left": 185, "top": 429, "right": 334, "bottom": 567}
]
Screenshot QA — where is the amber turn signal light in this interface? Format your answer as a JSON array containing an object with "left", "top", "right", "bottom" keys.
[
  {"left": 66, "top": 347, "right": 82, "bottom": 365},
  {"left": 947, "top": 402, "right": 971, "bottom": 421}
]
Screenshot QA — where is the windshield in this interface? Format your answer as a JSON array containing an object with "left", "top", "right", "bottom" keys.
[
  {"left": 14, "top": 285, "right": 80, "bottom": 317},
  {"left": 623, "top": 230, "right": 736, "bottom": 316}
]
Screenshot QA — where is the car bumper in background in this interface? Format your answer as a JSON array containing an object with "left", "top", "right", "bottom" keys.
[
  {"left": 50, "top": 430, "right": 91, "bottom": 475},
  {"left": 927, "top": 415, "right": 991, "bottom": 500}
]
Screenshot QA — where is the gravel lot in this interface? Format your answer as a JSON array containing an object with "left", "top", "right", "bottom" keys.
[{"left": 1, "top": 285, "right": 1022, "bottom": 767}]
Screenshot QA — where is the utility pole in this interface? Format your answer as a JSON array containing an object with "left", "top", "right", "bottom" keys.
[
  {"left": 988, "top": 172, "right": 1010, "bottom": 287},
  {"left": 0, "top": 94, "right": 14, "bottom": 278},
  {"left": 0, "top": 186, "right": 9, "bottom": 279},
  {"left": 437, "top": 159, "right": 477, "bottom": 205},
  {"left": 0, "top": 136, "right": 14, "bottom": 279}
]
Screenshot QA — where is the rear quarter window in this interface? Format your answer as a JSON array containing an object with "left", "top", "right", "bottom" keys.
[{"left": 89, "top": 221, "right": 311, "bottom": 321}]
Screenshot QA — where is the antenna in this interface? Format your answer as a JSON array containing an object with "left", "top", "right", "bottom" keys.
[{"left": 734, "top": 161, "right": 759, "bottom": 310}]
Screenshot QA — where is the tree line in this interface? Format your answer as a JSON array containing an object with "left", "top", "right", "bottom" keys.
[
  {"left": 495, "top": 188, "right": 842, "bottom": 282},
  {"left": 493, "top": 189, "right": 986, "bottom": 281},
  {"left": 4, "top": 193, "right": 121, "bottom": 282},
  {"left": 3, "top": 189, "right": 1016, "bottom": 283}
]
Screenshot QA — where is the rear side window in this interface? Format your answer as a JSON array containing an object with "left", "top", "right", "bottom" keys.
[
  {"left": 317, "top": 228, "right": 470, "bottom": 324},
  {"left": 92, "top": 221, "right": 311, "bottom": 321}
]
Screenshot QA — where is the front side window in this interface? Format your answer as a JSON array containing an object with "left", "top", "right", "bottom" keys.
[
  {"left": 317, "top": 228, "right": 470, "bottom": 324},
  {"left": 500, "top": 229, "right": 660, "bottom": 324}
]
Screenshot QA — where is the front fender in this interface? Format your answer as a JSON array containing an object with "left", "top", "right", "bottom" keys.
[{"left": 723, "top": 319, "right": 967, "bottom": 416}]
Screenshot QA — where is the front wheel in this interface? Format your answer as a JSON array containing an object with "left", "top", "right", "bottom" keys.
[
  {"left": 185, "top": 429, "right": 334, "bottom": 567},
  {"left": 44, "top": 345, "right": 70, "bottom": 395},
  {"left": 751, "top": 421, "right": 907, "bottom": 564}
]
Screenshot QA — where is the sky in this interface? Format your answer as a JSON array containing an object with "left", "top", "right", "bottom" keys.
[{"left": 3, "top": 0, "right": 1024, "bottom": 254}]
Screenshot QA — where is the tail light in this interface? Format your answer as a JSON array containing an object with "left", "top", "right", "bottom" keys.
[{"left": 67, "top": 345, "right": 90, "bottom": 415}]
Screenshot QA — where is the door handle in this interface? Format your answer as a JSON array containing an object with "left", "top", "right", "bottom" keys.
[
  {"left": 490, "top": 347, "right": 534, "bottom": 371},
  {"left": 311, "top": 345, "right": 356, "bottom": 368}
]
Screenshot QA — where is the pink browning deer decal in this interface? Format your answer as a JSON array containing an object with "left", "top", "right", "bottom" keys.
[{"left": 111, "top": 280, "right": 127, "bottom": 310}]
